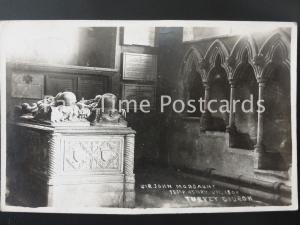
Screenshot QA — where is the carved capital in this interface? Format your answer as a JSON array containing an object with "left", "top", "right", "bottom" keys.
[
  {"left": 257, "top": 78, "right": 266, "bottom": 85},
  {"left": 228, "top": 79, "right": 236, "bottom": 87},
  {"left": 258, "top": 82, "right": 266, "bottom": 88},
  {"left": 203, "top": 82, "right": 210, "bottom": 90}
]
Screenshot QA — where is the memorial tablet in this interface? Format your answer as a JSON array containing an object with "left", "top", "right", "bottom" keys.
[{"left": 122, "top": 53, "right": 157, "bottom": 81}]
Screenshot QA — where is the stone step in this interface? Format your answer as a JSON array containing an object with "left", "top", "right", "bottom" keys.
[{"left": 254, "top": 169, "right": 290, "bottom": 186}]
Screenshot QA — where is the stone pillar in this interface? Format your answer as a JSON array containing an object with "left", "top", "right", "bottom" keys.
[
  {"left": 226, "top": 80, "right": 237, "bottom": 134},
  {"left": 200, "top": 83, "right": 211, "bottom": 132},
  {"left": 254, "top": 81, "right": 265, "bottom": 169},
  {"left": 47, "top": 133, "right": 61, "bottom": 207},
  {"left": 123, "top": 133, "right": 135, "bottom": 207}
]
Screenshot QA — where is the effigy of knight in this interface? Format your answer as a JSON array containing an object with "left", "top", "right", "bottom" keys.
[{"left": 15, "top": 91, "right": 127, "bottom": 126}]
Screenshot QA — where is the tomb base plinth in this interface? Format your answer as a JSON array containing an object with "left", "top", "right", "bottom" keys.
[{"left": 8, "top": 121, "right": 136, "bottom": 208}]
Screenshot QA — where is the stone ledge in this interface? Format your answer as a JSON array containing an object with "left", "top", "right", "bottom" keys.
[
  {"left": 177, "top": 168, "right": 291, "bottom": 205},
  {"left": 254, "top": 169, "right": 290, "bottom": 185},
  {"left": 181, "top": 116, "right": 201, "bottom": 122},
  {"left": 227, "top": 147, "right": 253, "bottom": 156}
]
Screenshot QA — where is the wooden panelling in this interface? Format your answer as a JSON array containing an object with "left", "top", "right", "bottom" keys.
[
  {"left": 45, "top": 74, "right": 77, "bottom": 96},
  {"left": 10, "top": 70, "right": 111, "bottom": 101},
  {"left": 78, "top": 76, "right": 109, "bottom": 100},
  {"left": 122, "top": 84, "right": 156, "bottom": 109}
]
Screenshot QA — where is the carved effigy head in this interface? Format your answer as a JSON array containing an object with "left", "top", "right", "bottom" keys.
[
  {"left": 55, "top": 92, "right": 77, "bottom": 106},
  {"left": 102, "top": 93, "right": 117, "bottom": 113},
  {"left": 89, "top": 93, "right": 127, "bottom": 126}
]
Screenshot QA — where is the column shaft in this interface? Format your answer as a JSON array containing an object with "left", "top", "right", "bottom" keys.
[
  {"left": 124, "top": 133, "right": 135, "bottom": 207},
  {"left": 254, "top": 82, "right": 265, "bottom": 169},
  {"left": 200, "top": 83, "right": 211, "bottom": 132},
  {"left": 204, "top": 84, "right": 210, "bottom": 111},
  {"left": 255, "top": 82, "right": 265, "bottom": 152},
  {"left": 227, "top": 81, "right": 237, "bottom": 132}
]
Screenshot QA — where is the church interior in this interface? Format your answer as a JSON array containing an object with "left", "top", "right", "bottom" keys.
[{"left": 2, "top": 23, "right": 293, "bottom": 209}]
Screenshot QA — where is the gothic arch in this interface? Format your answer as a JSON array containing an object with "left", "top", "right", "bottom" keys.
[
  {"left": 203, "top": 39, "right": 230, "bottom": 82},
  {"left": 178, "top": 47, "right": 205, "bottom": 105},
  {"left": 259, "top": 32, "right": 290, "bottom": 81},
  {"left": 260, "top": 32, "right": 290, "bottom": 62},
  {"left": 181, "top": 46, "right": 203, "bottom": 78},
  {"left": 231, "top": 49, "right": 258, "bottom": 82},
  {"left": 229, "top": 35, "right": 259, "bottom": 80}
]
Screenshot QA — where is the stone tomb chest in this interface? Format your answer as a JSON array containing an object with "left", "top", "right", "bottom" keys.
[{"left": 8, "top": 93, "right": 135, "bottom": 208}]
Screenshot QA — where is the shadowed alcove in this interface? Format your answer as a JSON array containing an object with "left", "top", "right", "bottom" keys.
[
  {"left": 262, "top": 49, "right": 291, "bottom": 170},
  {"left": 180, "top": 48, "right": 205, "bottom": 117},
  {"left": 207, "top": 54, "right": 230, "bottom": 131},
  {"left": 233, "top": 50, "right": 258, "bottom": 149},
  {"left": 187, "top": 63, "right": 205, "bottom": 117}
]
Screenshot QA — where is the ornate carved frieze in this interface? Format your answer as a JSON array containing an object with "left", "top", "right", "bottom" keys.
[{"left": 63, "top": 137, "right": 123, "bottom": 173}]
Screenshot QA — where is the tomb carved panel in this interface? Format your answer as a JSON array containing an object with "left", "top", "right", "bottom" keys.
[{"left": 63, "top": 137, "right": 123, "bottom": 173}]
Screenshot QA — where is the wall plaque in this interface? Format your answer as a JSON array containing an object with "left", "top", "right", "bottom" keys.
[
  {"left": 11, "top": 72, "right": 44, "bottom": 99},
  {"left": 122, "top": 84, "right": 156, "bottom": 109},
  {"left": 122, "top": 53, "right": 157, "bottom": 81}
]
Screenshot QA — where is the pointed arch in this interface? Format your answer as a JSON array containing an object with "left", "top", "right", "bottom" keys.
[
  {"left": 203, "top": 39, "right": 230, "bottom": 82},
  {"left": 231, "top": 35, "right": 258, "bottom": 62},
  {"left": 231, "top": 50, "right": 258, "bottom": 82},
  {"left": 181, "top": 46, "right": 203, "bottom": 76},
  {"left": 178, "top": 47, "right": 205, "bottom": 107},
  {"left": 260, "top": 31, "right": 290, "bottom": 63},
  {"left": 259, "top": 32, "right": 290, "bottom": 81},
  {"left": 229, "top": 35, "right": 259, "bottom": 80}
]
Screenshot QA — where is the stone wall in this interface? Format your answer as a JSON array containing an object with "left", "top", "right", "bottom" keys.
[{"left": 158, "top": 27, "right": 292, "bottom": 174}]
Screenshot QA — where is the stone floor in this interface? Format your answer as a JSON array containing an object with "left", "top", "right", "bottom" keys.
[
  {"left": 6, "top": 163, "right": 270, "bottom": 208},
  {"left": 135, "top": 165, "right": 269, "bottom": 208}
]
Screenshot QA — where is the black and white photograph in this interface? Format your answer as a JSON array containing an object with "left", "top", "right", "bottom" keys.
[{"left": 0, "top": 20, "right": 297, "bottom": 214}]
